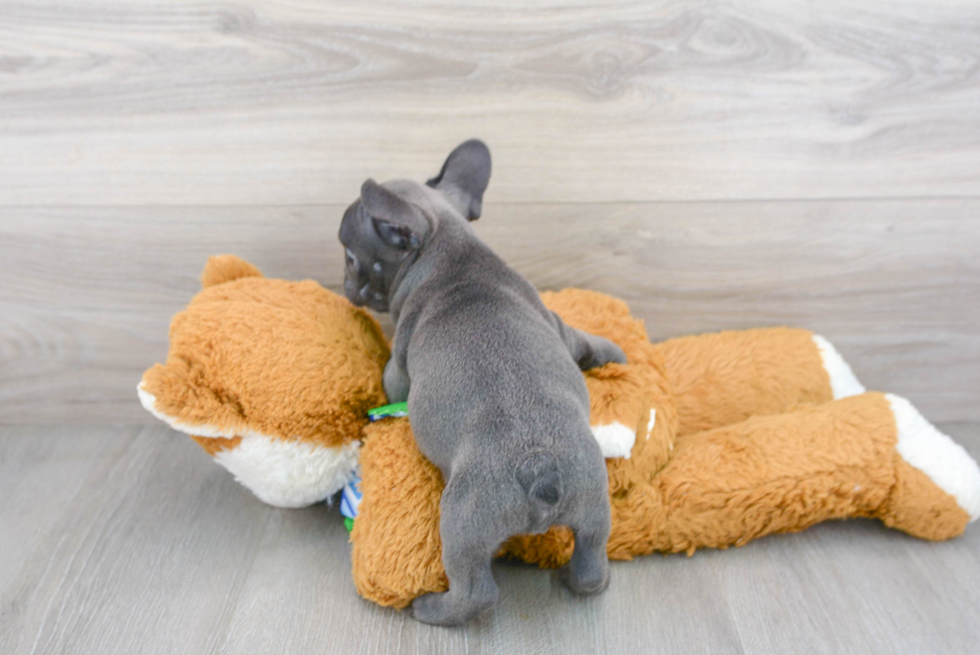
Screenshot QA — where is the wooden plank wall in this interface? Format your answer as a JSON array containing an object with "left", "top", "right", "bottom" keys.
[{"left": 1, "top": 1, "right": 978, "bottom": 423}]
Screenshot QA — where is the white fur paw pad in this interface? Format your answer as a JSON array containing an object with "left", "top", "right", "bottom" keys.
[
  {"left": 888, "top": 394, "right": 980, "bottom": 522},
  {"left": 812, "top": 335, "right": 866, "bottom": 399}
]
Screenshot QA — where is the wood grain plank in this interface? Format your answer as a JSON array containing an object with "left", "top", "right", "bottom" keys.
[
  {"left": 1, "top": 200, "right": 977, "bottom": 423},
  {"left": 219, "top": 534, "right": 745, "bottom": 655},
  {"left": 0, "top": 426, "right": 128, "bottom": 648},
  {"left": 0, "top": 425, "right": 275, "bottom": 655},
  {"left": 0, "top": 1, "right": 978, "bottom": 204},
  {"left": 717, "top": 521, "right": 980, "bottom": 654},
  {"left": 2, "top": 424, "right": 979, "bottom": 654}
]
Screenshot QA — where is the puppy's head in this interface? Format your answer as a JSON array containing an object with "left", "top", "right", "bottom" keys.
[{"left": 338, "top": 139, "right": 492, "bottom": 312}]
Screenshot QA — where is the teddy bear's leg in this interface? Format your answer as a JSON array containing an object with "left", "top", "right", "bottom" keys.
[
  {"left": 653, "top": 327, "right": 864, "bottom": 437},
  {"left": 610, "top": 392, "right": 980, "bottom": 557},
  {"left": 350, "top": 419, "right": 448, "bottom": 609},
  {"left": 877, "top": 394, "right": 980, "bottom": 539}
]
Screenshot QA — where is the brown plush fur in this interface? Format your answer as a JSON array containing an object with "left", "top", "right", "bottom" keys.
[
  {"left": 142, "top": 255, "right": 390, "bottom": 448},
  {"left": 352, "top": 419, "right": 448, "bottom": 607},
  {"left": 540, "top": 290, "right": 678, "bottom": 493},
  {"left": 883, "top": 457, "right": 970, "bottom": 540},
  {"left": 192, "top": 435, "right": 243, "bottom": 456},
  {"left": 351, "top": 290, "right": 971, "bottom": 608},
  {"left": 656, "top": 327, "right": 833, "bottom": 437}
]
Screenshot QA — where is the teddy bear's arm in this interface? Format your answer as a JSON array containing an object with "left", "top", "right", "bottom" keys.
[
  {"left": 653, "top": 327, "right": 860, "bottom": 438},
  {"left": 351, "top": 418, "right": 448, "bottom": 608}
]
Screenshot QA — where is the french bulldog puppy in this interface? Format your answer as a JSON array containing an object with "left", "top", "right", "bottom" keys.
[{"left": 339, "top": 140, "right": 626, "bottom": 626}]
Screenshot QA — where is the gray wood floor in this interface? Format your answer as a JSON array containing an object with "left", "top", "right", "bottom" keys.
[{"left": 2, "top": 423, "right": 979, "bottom": 655}]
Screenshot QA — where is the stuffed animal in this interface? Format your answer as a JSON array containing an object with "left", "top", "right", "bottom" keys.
[
  {"left": 138, "top": 255, "right": 389, "bottom": 508},
  {"left": 140, "top": 256, "right": 980, "bottom": 610}
]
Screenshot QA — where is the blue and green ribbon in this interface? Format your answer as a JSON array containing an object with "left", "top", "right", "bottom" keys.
[{"left": 342, "top": 402, "right": 410, "bottom": 532}]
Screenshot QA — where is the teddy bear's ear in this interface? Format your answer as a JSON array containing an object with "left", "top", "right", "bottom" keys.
[
  {"left": 138, "top": 359, "right": 247, "bottom": 439},
  {"left": 200, "top": 254, "right": 263, "bottom": 288}
]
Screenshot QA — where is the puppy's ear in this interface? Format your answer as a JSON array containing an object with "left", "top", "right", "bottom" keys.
[
  {"left": 426, "top": 139, "right": 492, "bottom": 221},
  {"left": 360, "top": 179, "right": 427, "bottom": 250}
]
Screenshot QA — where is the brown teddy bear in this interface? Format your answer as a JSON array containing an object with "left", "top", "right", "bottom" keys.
[
  {"left": 139, "top": 255, "right": 389, "bottom": 508},
  {"left": 140, "top": 256, "right": 980, "bottom": 610}
]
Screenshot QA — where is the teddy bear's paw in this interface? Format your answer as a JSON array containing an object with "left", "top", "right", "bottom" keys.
[
  {"left": 887, "top": 394, "right": 980, "bottom": 524},
  {"left": 812, "top": 335, "right": 865, "bottom": 399}
]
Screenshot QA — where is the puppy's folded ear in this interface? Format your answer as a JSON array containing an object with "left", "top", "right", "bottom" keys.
[
  {"left": 361, "top": 179, "right": 427, "bottom": 250},
  {"left": 426, "top": 139, "right": 492, "bottom": 221}
]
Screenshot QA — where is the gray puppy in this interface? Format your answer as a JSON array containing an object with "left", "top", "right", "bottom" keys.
[{"left": 339, "top": 140, "right": 626, "bottom": 626}]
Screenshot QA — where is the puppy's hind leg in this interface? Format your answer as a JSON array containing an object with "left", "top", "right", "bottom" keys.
[
  {"left": 559, "top": 485, "right": 612, "bottom": 596},
  {"left": 411, "top": 477, "right": 503, "bottom": 626}
]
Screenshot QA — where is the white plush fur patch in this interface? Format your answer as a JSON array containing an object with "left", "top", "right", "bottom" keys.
[
  {"left": 812, "top": 334, "right": 866, "bottom": 399},
  {"left": 138, "top": 383, "right": 358, "bottom": 508},
  {"left": 139, "top": 383, "right": 249, "bottom": 439},
  {"left": 887, "top": 394, "right": 980, "bottom": 522},
  {"left": 213, "top": 436, "right": 360, "bottom": 508},
  {"left": 592, "top": 422, "right": 635, "bottom": 459}
]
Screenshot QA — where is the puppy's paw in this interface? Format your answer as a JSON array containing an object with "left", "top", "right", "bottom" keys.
[
  {"left": 411, "top": 592, "right": 454, "bottom": 626},
  {"left": 559, "top": 560, "right": 610, "bottom": 596},
  {"left": 579, "top": 336, "right": 627, "bottom": 371},
  {"left": 411, "top": 591, "right": 494, "bottom": 626},
  {"left": 382, "top": 358, "right": 410, "bottom": 403},
  {"left": 604, "top": 342, "right": 627, "bottom": 366},
  {"left": 591, "top": 339, "right": 627, "bottom": 368}
]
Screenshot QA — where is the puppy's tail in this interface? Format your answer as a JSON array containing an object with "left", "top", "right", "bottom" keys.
[{"left": 516, "top": 452, "right": 562, "bottom": 513}]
